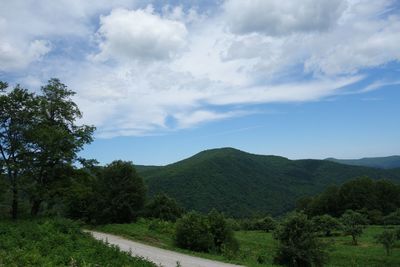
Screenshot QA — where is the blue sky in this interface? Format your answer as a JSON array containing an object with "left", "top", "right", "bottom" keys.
[{"left": 1, "top": 0, "right": 399, "bottom": 165}]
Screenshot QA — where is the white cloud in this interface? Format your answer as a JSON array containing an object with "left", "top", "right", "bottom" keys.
[
  {"left": 223, "top": 0, "right": 347, "bottom": 36},
  {"left": 93, "top": 7, "right": 188, "bottom": 62},
  {"left": 0, "top": 40, "right": 51, "bottom": 71},
  {"left": 1, "top": 0, "right": 399, "bottom": 137}
]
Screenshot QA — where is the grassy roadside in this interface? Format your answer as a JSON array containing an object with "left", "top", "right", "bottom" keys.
[
  {"left": 0, "top": 218, "right": 156, "bottom": 267},
  {"left": 94, "top": 219, "right": 400, "bottom": 267}
]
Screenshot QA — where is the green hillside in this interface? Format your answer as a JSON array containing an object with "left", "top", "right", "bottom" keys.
[
  {"left": 326, "top": 155, "right": 400, "bottom": 169},
  {"left": 139, "top": 148, "right": 400, "bottom": 217}
]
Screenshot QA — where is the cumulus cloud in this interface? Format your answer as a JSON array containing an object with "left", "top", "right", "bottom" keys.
[
  {"left": 93, "top": 7, "right": 188, "bottom": 62},
  {"left": 1, "top": 0, "right": 399, "bottom": 137},
  {"left": 0, "top": 40, "right": 51, "bottom": 71},
  {"left": 223, "top": 0, "right": 346, "bottom": 36}
]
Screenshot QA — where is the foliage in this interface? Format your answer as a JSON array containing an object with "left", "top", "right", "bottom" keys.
[
  {"left": 375, "top": 229, "right": 398, "bottom": 256},
  {"left": 93, "top": 160, "right": 146, "bottom": 224},
  {"left": 384, "top": 209, "right": 400, "bottom": 225},
  {"left": 175, "top": 211, "right": 214, "bottom": 252},
  {"left": 341, "top": 210, "right": 368, "bottom": 245},
  {"left": 0, "top": 79, "right": 94, "bottom": 219},
  {"left": 27, "top": 78, "right": 95, "bottom": 216},
  {"left": 140, "top": 148, "right": 400, "bottom": 217},
  {"left": 301, "top": 177, "right": 400, "bottom": 218},
  {"left": 144, "top": 193, "right": 184, "bottom": 222},
  {"left": 207, "top": 209, "right": 239, "bottom": 253},
  {"left": 0, "top": 218, "right": 156, "bottom": 266},
  {"left": 97, "top": 220, "right": 400, "bottom": 266},
  {"left": 273, "top": 212, "right": 328, "bottom": 267},
  {"left": 0, "top": 84, "right": 37, "bottom": 219},
  {"left": 312, "top": 214, "right": 341, "bottom": 236}
]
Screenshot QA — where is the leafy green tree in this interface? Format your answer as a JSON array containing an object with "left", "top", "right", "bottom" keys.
[
  {"left": 0, "top": 83, "right": 37, "bottom": 219},
  {"left": 27, "top": 79, "right": 94, "bottom": 215},
  {"left": 273, "top": 212, "right": 328, "bottom": 267},
  {"left": 175, "top": 211, "right": 214, "bottom": 252},
  {"left": 94, "top": 161, "right": 146, "bottom": 224},
  {"left": 341, "top": 210, "right": 367, "bottom": 245},
  {"left": 383, "top": 209, "right": 400, "bottom": 225},
  {"left": 145, "top": 193, "right": 184, "bottom": 222},
  {"left": 207, "top": 209, "right": 238, "bottom": 252},
  {"left": 312, "top": 214, "right": 341, "bottom": 236},
  {"left": 255, "top": 216, "right": 277, "bottom": 232},
  {"left": 375, "top": 229, "right": 398, "bottom": 256}
]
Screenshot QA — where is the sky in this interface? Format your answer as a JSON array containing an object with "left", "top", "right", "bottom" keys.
[{"left": 1, "top": 0, "right": 400, "bottom": 165}]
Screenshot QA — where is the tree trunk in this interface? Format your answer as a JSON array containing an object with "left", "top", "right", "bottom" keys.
[
  {"left": 31, "top": 198, "right": 42, "bottom": 216},
  {"left": 11, "top": 187, "right": 18, "bottom": 220},
  {"left": 352, "top": 235, "right": 357, "bottom": 245}
]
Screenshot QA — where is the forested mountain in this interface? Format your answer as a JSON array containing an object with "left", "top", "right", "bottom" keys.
[
  {"left": 326, "top": 156, "right": 400, "bottom": 169},
  {"left": 138, "top": 148, "right": 400, "bottom": 217}
]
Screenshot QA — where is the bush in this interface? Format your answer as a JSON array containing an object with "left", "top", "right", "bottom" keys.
[
  {"left": 312, "top": 214, "right": 341, "bottom": 236},
  {"left": 175, "top": 210, "right": 239, "bottom": 254},
  {"left": 145, "top": 193, "right": 184, "bottom": 222},
  {"left": 255, "top": 216, "right": 277, "bottom": 232},
  {"left": 175, "top": 212, "right": 214, "bottom": 252},
  {"left": 0, "top": 218, "right": 156, "bottom": 266},
  {"left": 273, "top": 212, "right": 328, "bottom": 267},
  {"left": 383, "top": 209, "right": 400, "bottom": 225},
  {"left": 207, "top": 209, "right": 238, "bottom": 253},
  {"left": 375, "top": 229, "right": 398, "bottom": 255},
  {"left": 341, "top": 210, "right": 368, "bottom": 245}
]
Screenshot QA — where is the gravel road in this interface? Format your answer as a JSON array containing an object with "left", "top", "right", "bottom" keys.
[{"left": 87, "top": 230, "right": 244, "bottom": 267}]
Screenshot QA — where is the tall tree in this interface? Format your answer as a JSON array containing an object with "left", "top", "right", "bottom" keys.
[
  {"left": 28, "top": 78, "right": 95, "bottom": 215},
  {"left": 0, "top": 82, "right": 37, "bottom": 219},
  {"left": 94, "top": 160, "right": 146, "bottom": 224}
]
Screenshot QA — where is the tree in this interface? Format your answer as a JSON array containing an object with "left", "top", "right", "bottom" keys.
[
  {"left": 255, "top": 216, "right": 277, "bottom": 232},
  {"left": 94, "top": 161, "right": 146, "bottom": 224},
  {"left": 175, "top": 211, "right": 214, "bottom": 252},
  {"left": 383, "top": 209, "right": 400, "bottom": 225},
  {"left": 341, "top": 210, "right": 367, "bottom": 245},
  {"left": 145, "top": 193, "right": 184, "bottom": 222},
  {"left": 0, "top": 83, "right": 37, "bottom": 219},
  {"left": 312, "top": 214, "right": 341, "bottom": 236},
  {"left": 27, "top": 78, "right": 94, "bottom": 215},
  {"left": 207, "top": 209, "right": 238, "bottom": 252},
  {"left": 273, "top": 212, "right": 328, "bottom": 267},
  {"left": 375, "top": 229, "right": 398, "bottom": 256}
]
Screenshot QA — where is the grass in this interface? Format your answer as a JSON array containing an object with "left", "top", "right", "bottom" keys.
[
  {"left": 0, "top": 218, "right": 156, "bottom": 267},
  {"left": 95, "top": 219, "right": 400, "bottom": 267}
]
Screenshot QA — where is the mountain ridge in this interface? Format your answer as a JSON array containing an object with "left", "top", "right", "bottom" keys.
[{"left": 137, "top": 148, "right": 400, "bottom": 217}]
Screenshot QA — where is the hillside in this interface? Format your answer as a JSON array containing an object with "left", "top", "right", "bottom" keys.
[
  {"left": 326, "top": 156, "right": 400, "bottom": 169},
  {"left": 138, "top": 148, "right": 400, "bottom": 217}
]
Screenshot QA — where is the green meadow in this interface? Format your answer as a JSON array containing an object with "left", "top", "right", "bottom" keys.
[{"left": 95, "top": 219, "right": 400, "bottom": 267}]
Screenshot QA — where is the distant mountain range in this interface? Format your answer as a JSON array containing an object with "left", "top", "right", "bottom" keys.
[
  {"left": 325, "top": 156, "right": 400, "bottom": 169},
  {"left": 136, "top": 148, "right": 400, "bottom": 217}
]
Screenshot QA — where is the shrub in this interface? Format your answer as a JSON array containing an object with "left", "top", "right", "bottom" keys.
[
  {"left": 273, "top": 212, "right": 328, "bottom": 267},
  {"left": 208, "top": 209, "right": 239, "bottom": 253},
  {"left": 175, "top": 212, "right": 214, "bottom": 252},
  {"left": 145, "top": 193, "right": 184, "bottom": 222},
  {"left": 341, "top": 210, "right": 368, "bottom": 245},
  {"left": 375, "top": 229, "right": 398, "bottom": 255},
  {"left": 312, "top": 214, "right": 341, "bottom": 236},
  {"left": 255, "top": 216, "right": 277, "bottom": 232},
  {"left": 383, "top": 209, "right": 400, "bottom": 225}
]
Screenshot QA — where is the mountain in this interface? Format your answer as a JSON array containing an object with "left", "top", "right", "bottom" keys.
[
  {"left": 326, "top": 156, "right": 400, "bottom": 169},
  {"left": 138, "top": 148, "right": 400, "bottom": 217}
]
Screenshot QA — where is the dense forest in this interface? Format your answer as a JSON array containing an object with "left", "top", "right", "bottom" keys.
[{"left": 139, "top": 148, "right": 400, "bottom": 217}]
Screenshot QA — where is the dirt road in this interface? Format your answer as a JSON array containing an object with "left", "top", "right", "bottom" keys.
[{"left": 87, "top": 230, "right": 244, "bottom": 267}]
